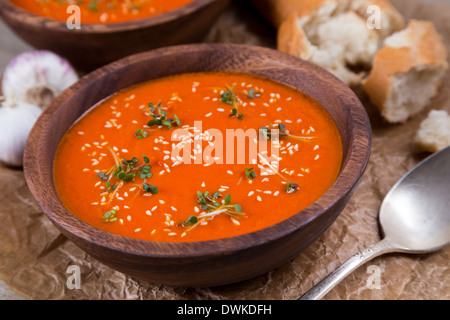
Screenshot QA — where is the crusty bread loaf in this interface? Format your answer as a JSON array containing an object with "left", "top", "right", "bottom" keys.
[
  {"left": 275, "top": 0, "right": 405, "bottom": 86},
  {"left": 362, "top": 20, "right": 448, "bottom": 123},
  {"left": 415, "top": 110, "right": 450, "bottom": 152}
]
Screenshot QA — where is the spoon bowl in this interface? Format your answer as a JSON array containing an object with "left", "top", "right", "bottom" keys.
[
  {"left": 380, "top": 147, "right": 450, "bottom": 252},
  {"left": 300, "top": 146, "right": 450, "bottom": 300}
]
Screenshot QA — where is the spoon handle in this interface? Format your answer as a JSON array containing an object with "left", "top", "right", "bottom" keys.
[{"left": 298, "top": 239, "right": 396, "bottom": 300}]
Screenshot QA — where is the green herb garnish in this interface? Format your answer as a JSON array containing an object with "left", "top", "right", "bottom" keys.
[
  {"left": 259, "top": 122, "right": 314, "bottom": 141},
  {"left": 134, "top": 128, "right": 149, "bottom": 140},
  {"left": 221, "top": 86, "right": 244, "bottom": 120},
  {"left": 176, "top": 191, "right": 244, "bottom": 232},
  {"left": 177, "top": 215, "right": 198, "bottom": 228},
  {"left": 143, "top": 183, "right": 158, "bottom": 194},
  {"left": 197, "top": 191, "right": 244, "bottom": 219},
  {"left": 135, "top": 102, "right": 181, "bottom": 139},
  {"left": 247, "top": 88, "right": 261, "bottom": 99},
  {"left": 97, "top": 149, "right": 157, "bottom": 199},
  {"left": 285, "top": 182, "right": 299, "bottom": 194},
  {"left": 88, "top": 0, "right": 99, "bottom": 12},
  {"left": 102, "top": 210, "right": 117, "bottom": 223},
  {"left": 146, "top": 102, "right": 181, "bottom": 130},
  {"left": 245, "top": 167, "right": 256, "bottom": 179}
]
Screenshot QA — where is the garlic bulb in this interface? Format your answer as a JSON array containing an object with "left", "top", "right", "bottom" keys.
[
  {"left": 0, "top": 99, "right": 42, "bottom": 167},
  {"left": 0, "top": 50, "right": 79, "bottom": 167},
  {"left": 2, "top": 50, "right": 78, "bottom": 109}
]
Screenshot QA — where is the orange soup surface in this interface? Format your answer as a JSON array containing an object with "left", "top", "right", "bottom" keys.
[
  {"left": 11, "top": 0, "right": 195, "bottom": 24},
  {"left": 53, "top": 72, "right": 343, "bottom": 242}
]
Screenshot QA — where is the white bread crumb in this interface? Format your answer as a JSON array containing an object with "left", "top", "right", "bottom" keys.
[{"left": 415, "top": 110, "right": 450, "bottom": 152}]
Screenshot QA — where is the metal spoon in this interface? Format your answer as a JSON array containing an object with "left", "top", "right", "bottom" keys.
[{"left": 299, "top": 146, "right": 450, "bottom": 300}]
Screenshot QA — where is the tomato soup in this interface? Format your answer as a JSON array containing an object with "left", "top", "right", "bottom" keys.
[
  {"left": 53, "top": 72, "right": 343, "bottom": 242},
  {"left": 11, "top": 0, "right": 195, "bottom": 24}
]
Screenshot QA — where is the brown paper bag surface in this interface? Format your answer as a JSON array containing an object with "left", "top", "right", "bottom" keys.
[{"left": 0, "top": 0, "right": 449, "bottom": 300}]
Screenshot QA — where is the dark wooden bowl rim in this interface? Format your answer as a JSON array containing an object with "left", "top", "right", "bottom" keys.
[
  {"left": 24, "top": 43, "right": 371, "bottom": 261},
  {"left": 0, "top": 0, "right": 219, "bottom": 33}
]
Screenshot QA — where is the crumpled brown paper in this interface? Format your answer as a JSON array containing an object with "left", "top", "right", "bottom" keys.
[{"left": 0, "top": 0, "right": 449, "bottom": 300}]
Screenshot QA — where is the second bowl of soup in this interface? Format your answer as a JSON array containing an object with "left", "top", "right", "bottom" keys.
[{"left": 0, "top": 0, "right": 231, "bottom": 70}]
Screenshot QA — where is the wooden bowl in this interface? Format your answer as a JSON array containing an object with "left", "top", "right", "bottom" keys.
[
  {"left": 23, "top": 43, "right": 371, "bottom": 287},
  {"left": 0, "top": 0, "right": 230, "bottom": 71}
]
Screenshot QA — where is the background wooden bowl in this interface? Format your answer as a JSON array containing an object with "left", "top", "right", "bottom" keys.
[
  {"left": 0, "top": 0, "right": 230, "bottom": 71},
  {"left": 24, "top": 43, "right": 371, "bottom": 287}
]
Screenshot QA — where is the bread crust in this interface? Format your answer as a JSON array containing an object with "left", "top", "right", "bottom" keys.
[{"left": 277, "top": 13, "right": 311, "bottom": 58}]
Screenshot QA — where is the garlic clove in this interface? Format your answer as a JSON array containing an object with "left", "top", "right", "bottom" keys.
[
  {"left": 2, "top": 50, "right": 79, "bottom": 109},
  {"left": 0, "top": 101, "right": 43, "bottom": 167}
]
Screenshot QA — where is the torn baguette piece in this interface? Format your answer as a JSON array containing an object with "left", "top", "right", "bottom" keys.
[
  {"left": 277, "top": 0, "right": 404, "bottom": 86},
  {"left": 362, "top": 20, "right": 448, "bottom": 123},
  {"left": 415, "top": 109, "right": 450, "bottom": 153}
]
